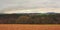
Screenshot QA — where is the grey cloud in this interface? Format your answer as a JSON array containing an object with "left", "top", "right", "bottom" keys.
[{"left": 0, "top": 0, "right": 60, "bottom": 10}]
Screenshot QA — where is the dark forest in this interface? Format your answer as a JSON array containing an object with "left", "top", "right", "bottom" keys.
[{"left": 0, "top": 13, "right": 60, "bottom": 24}]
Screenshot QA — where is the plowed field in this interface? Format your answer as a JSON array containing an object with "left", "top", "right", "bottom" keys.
[{"left": 0, "top": 24, "right": 60, "bottom": 30}]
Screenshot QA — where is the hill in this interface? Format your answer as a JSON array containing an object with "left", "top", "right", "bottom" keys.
[{"left": 0, "top": 13, "right": 60, "bottom": 24}]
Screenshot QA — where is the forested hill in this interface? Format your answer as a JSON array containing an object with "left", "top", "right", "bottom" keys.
[{"left": 0, "top": 13, "right": 60, "bottom": 24}]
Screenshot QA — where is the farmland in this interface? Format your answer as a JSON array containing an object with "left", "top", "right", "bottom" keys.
[{"left": 0, "top": 24, "right": 60, "bottom": 30}]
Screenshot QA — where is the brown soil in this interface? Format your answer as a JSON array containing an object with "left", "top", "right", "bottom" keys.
[{"left": 0, "top": 24, "right": 60, "bottom": 30}]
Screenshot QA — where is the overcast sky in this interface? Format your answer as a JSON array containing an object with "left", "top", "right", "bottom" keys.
[{"left": 0, "top": 0, "right": 60, "bottom": 10}]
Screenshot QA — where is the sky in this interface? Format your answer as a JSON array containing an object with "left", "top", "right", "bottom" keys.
[
  {"left": 0, "top": 0, "right": 60, "bottom": 13},
  {"left": 0, "top": 0, "right": 60, "bottom": 9},
  {"left": 2, "top": 8, "right": 60, "bottom": 14}
]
